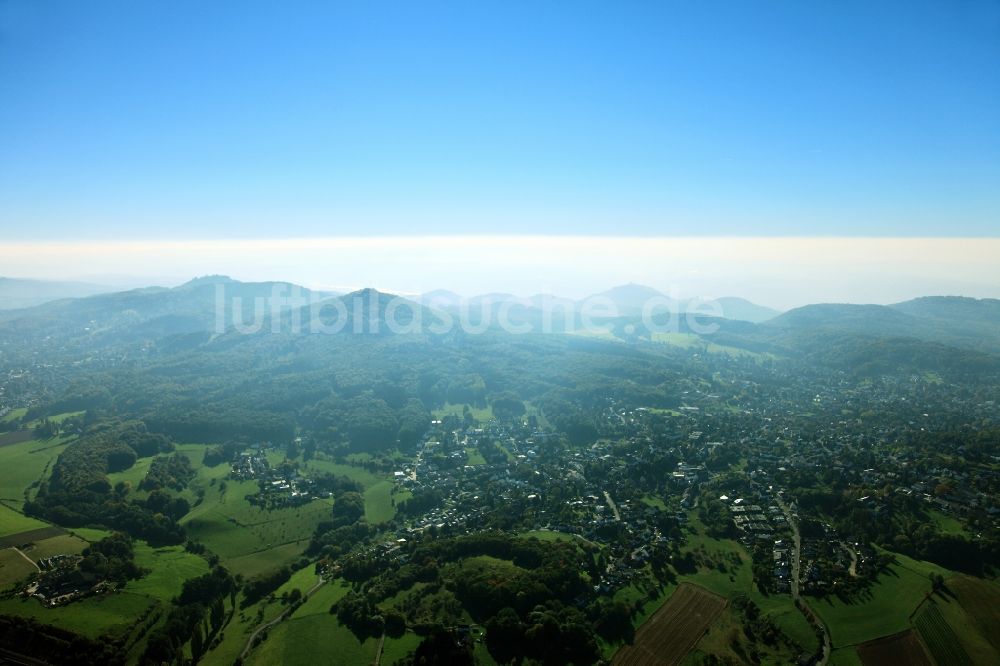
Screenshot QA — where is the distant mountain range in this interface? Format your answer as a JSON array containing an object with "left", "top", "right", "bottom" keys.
[
  {"left": 761, "top": 297, "right": 1000, "bottom": 354},
  {"left": 2, "top": 276, "right": 999, "bottom": 378},
  {"left": 0, "top": 277, "right": 116, "bottom": 310},
  {"left": 418, "top": 283, "right": 782, "bottom": 323}
]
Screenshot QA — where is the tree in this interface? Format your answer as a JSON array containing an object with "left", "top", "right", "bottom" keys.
[{"left": 333, "top": 491, "right": 365, "bottom": 525}]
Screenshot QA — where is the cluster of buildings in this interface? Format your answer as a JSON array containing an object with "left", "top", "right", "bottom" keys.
[{"left": 21, "top": 555, "right": 112, "bottom": 607}]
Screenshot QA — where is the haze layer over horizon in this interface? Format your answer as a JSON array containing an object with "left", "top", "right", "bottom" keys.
[{"left": 2, "top": 236, "right": 998, "bottom": 311}]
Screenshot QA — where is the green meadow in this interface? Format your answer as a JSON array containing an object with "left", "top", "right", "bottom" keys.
[
  {"left": 0, "top": 503, "right": 49, "bottom": 538},
  {"left": 0, "top": 435, "right": 74, "bottom": 509},
  {"left": 0, "top": 537, "right": 208, "bottom": 642},
  {"left": 0, "top": 408, "right": 26, "bottom": 423},
  {"left": 0, "top": 547, "right": 37, "bottom": 587},
  {"left": 431, "top": 402, "right": 494, "bottom": 421},
  {"left": 651, "top": 332, "right": 773, "bottom": 358},
  {"left": 812, "top": 550, "right": 950, "bottom": 647},
  {"left": 244, "top": 577, "right": 422, "bottom": 666},
  {"left": 24, "top": 533, "right": 89, "bottom": 561},
  {"left": 0, "top": 590, "right": 155, "bottom": 639}
]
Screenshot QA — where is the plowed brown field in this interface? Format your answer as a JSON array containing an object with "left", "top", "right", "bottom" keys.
[{"left": 613, "top": 583, "right": 727, "bottom": 666}]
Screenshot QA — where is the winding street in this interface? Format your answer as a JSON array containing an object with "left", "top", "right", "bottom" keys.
[{"left": 777, "top": 497, "right": 831, "bottom": 666}]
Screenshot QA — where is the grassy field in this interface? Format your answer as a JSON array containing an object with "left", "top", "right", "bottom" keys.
[
  {"left": 939, "top": 574, "right": 1000, "bottom": 661},
  {"left": 301, "top": 458, "right": 399, "bottom": 524},
  {"left": 199, "top": 587, "right": 292, "bottom": 666},
  {"left": 0, "top": 590, "right": 155, "bottom": 639},
  {"left": 0, "top": 535, "right": 209, "bottom": 644},
  {"left": 639, "top": 494, "right": 668, "bottom": 510},
  {"left": 0, "top": 547, "right": 37, "bottom": 586},
  {"left": 828, "top": 647, "right": 864, "bottom": 665},
  {"left": 164, "top": 446, "right": 351, "bottom": 577},
  {"left": 244, "top": 579, "right": 369, "bottom": 666},
  {"left": 106, "top": 455, "right": 157, "bottom": 488},
  {"left": 363, "top": 480, "right": 396, "bottom": 524},
  {"left": 300, "top": 458, "right": 379, "bottom": 486},
  {"left": 465, "top": 447, "right": 487, "bottom": 465},
  {"left": 0, "top": 435, "right": 73, "bottom": 509},
  {"left": 69, "top": 527, "right": 114, "bottom": 542},
  {"left": 651, "top": 332, "right": 772, "bottom": 359},
  {"left": 926, "top": 509, "right": 967, "bottom": 536},
  {"left": 0, "top": 503, "right": 50, "bottom": 538},
  {"left": 431, "top": 402, "right": 494, "bottom": 421},
  {"left": 225, "top": 540, "right": 311, "bottom": 580},
  {"left": 24, "top": 533, "right": 89, "bottom": 561},
  {"left": 182, "top": 492, "right": 328, "bottom": 574},
  {"left": 521, "top": 529, "right": 593, "bottom": 546},
  {"left": 47, "top": 411, "right": 85, "bottom": 424},
  {"left": 127, "top": 542, "right": 210, "bottom": 601},
  {"left": 812, "top": 551, "right": 950, "bottom": 648},
  {"left": 1, "top": 408, "right": 26, "bottom": 423}
]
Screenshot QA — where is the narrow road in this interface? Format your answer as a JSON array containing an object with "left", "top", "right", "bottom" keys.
[
  {"left": 777, "top": 497, "right": 831, "bottom": 666},
  {"left": 11, "top": 547, "right": 40, "bottom": 572},
  {"left": 839, "top": 541, "right": 858, "bottom": 577},
  {"left": 373, "top": 632, "right": 386, "bottom": 666},
  {"left": 603, "top": 491, "right": 621, "bottom": 522},
  {"left": 240, "top": 575, "right": 326, "bottom": 662}
]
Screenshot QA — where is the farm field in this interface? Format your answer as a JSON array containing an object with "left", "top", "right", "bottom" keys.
[
  {"left": 159, "top": 447, "right": 396, "bottom": 577},
  {"left": 947, "top": 574, "right": 1000, "bottom": 655},
  {"left": 521, "top": 529, "right": 589, "bottom": 545},
  {"left": 0, "top": 589, "right": 155, "bottom": 640},
  {"left": 0, "top": 534, "right": 209, "bottom": 644},
  {"left": 0, "top": 547, "right": 37, "bottom": 586},
  {"left": 224, "top": 540, "right": 310, "bottom": 580},
  {"left": 855, "top": 630, "right": 931, "bottom": 666},
  {"left": 0, "top": 435, "right": 73, "bottom": 509},
  {"left": 828, "top": 647, "right": 863, "bottom": 665},
  {"left": 0, "top": 504, "right": 50, "bottom": 538},
  {"left": 300, "top": 457, "right": 399, "bottom": 524},
  {"left": 650, "top": 332, "right": 773, "bottom": 359},
  {"left": 179, "top": 464, "right": 328, "bottom": 577},
  {"left": 106, "top": 455, "right": 157, "bottom": 488},
  {"left": 0, "top": 408, "right": 27, "bottom": 423},
  {"left": 613, "top": 583, "right": 726, "bottom": 666},
  {"left": 0, "top": 430, "right": 34, "bottom": 447},
  {"left": 812, "top": 551, "right": 950, "bottom": 647},
  {"left": 23, "top": 533, "right": 89, "bottom": 561},
  {"left": 363, "top": 479, "right": 396, "bottom": 524},
  {"left": 610, "top": 510, "right": 814, "bottom": 661},
  {"left": 243, "top": 579, "right": 366, "bottom": 666},
  {"left": 199, "top": 589, "right": 291, "bottom": 666},
  {"left": 127, "top": 542, "right": 210, "bottom": 601},
  {"left": 912, "top": 602, "right": 972, "bottom": 665}
]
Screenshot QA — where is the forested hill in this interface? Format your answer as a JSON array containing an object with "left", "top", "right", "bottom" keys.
[
  {"left": 762, "top": 297, "right": 1000, "bottom": 353},
  {"left": 0, "top": 276, "right": 335, "bottom": 353}
]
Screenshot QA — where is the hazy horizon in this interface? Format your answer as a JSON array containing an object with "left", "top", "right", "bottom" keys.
[
  {"left": 2, "top": 235, "right": 999, "bottom": 311},
  {"left": 3, "top": 3, "right": 999, "bottom": 310}
]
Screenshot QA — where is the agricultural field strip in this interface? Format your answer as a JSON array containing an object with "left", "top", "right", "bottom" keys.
[
  {"left": 855, "top": 630, "right": 932, "bottom": 666},
  {"left": 912, "top": 602, "right": 973, "bottom": 666},
  {"left": 613, "top": 583, "right": 727, "bottom": 666}
]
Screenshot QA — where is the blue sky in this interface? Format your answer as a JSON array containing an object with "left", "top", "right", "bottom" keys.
[{"left": 1, "top": 1, "right": 998, "bottom": 240}]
